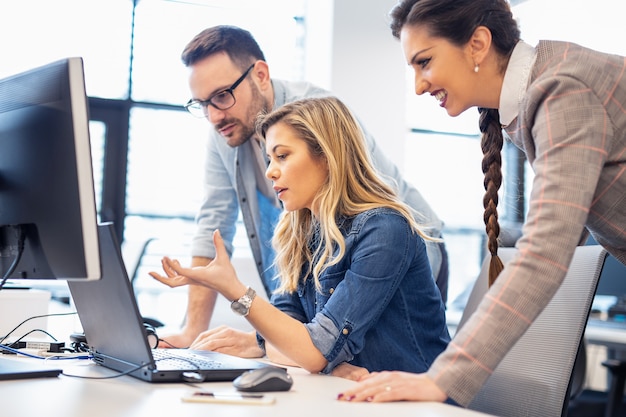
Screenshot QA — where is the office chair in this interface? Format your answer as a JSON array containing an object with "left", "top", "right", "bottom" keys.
[
  {"left": 569, "top": 248, "right": 626, "bottom": 417},
  {"left": 458, "top": 245, "right": 607, "bottom": 417}
]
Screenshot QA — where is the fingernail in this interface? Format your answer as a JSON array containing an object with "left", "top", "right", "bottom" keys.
[
  {"left": 347, "top": 395, "right": 356, "bottom": 401},
  {"left": 337, "top": 393, "right": 344, "bottom": 400},
  {"left": 366, "top": 396, "right": 373, "bottom": 402}
]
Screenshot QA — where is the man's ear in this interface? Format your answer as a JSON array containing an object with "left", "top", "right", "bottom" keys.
[
  {"left": 251, "top": 60, "right": 272, "bottom": 91},
  {"left": 468, "top": 25, "right": 492, "bottom": 66}
]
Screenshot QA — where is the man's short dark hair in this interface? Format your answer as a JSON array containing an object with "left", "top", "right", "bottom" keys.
[{"left": 181, "top": 25, "right": 266, "bottom": 69}]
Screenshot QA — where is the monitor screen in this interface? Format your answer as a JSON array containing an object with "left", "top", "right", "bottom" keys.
[
  {"left": 587, "top": 235, "right": 626, "bottom": 297},
  {"left": 0, "top": 57, "right": 101, "bottom": 286}
]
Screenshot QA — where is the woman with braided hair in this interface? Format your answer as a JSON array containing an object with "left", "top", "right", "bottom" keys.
[{"left": 338, "top": 0, "right": 626, "bottom": 406}]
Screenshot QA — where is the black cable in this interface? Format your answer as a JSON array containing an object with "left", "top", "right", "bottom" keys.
[
  {"left": 68, "top": 341, "right": 90, "bottom": 353},
  {"left": 61, "top": 362, "right": 153, "bottom": 380},
  {"left": 157, "top": 338, "right": 183, "bottom": 349},
  {"left": 7, "top": 329, "right": 58, "bottom": 346},
  {"left": 0, "top": 311, "right": 205, "bottom": 380},
  {"left": 0, "top": 312, "right": 77, "bottom": 345}
]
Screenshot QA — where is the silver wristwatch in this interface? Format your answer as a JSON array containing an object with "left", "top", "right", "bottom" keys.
[{"left": 230, "top": 287, "right": 256, "bottom": 316}]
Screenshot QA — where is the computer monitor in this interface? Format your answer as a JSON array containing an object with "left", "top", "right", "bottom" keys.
[
  {"left": 0, "top": 57, "right": 101, "bottom": 287},
  {"left": 587, "top": 235, "right": 626, "bottom": 298}
]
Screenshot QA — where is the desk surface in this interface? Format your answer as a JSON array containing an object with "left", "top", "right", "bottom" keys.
[
  {"left": 0, "top": 295, "right": 496, "bottom": 416},
  {"left": 0, "top": 356, "right": 494, "bottom": 417},
  {"left": 5, "top": 298, "right": 623, "bottom": 416}
]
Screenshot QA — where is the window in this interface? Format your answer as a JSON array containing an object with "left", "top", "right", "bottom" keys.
[
  {"left": 2, "top": 0, "right": 623, "bottom": 313},
  {"left": 0, "top": 0, "right": 305, "bottom": 242},
  {"left": 0, "top": 0, "right": 305, "bottom": 310}
]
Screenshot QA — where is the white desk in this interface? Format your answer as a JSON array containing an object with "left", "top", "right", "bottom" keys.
[
  {"left": 0, "top": 290, "right": 496, "bottom": 416},
  {"left": 0, "top": 357, "right": 495, "bottom": 417}
]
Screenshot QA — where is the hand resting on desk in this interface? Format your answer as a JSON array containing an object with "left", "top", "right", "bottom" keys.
[
  {"left": 331, "top": 362, "right": 370, "bottom": 381},
  {"left": 337, "top": 371, "right": 447, "bottom": 403}
]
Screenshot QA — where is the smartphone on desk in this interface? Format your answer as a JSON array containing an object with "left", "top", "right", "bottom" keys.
[{"left": 182, "top": 391, "right": 276, "bottom": 405}]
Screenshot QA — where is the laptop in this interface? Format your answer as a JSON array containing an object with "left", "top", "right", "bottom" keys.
[{"left": 67, "top": 222, "right": 275, "bottom": 383}]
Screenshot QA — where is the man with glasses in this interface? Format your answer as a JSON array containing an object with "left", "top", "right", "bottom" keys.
[
  {"left": 160, "top": 25, "right": 449, "bottom": 357},
  {"left": 184, "top": 63, "right": 254, "bottom": 119}
]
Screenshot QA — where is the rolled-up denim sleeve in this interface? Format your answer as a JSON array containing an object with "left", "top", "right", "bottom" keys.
[{"left": 305, "top": 313, "right": 352, "bottom": 373}]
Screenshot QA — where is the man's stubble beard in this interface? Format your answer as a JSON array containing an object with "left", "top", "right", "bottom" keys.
[{"left": 224, "top": 83, "right": 271, "bottom": 148}]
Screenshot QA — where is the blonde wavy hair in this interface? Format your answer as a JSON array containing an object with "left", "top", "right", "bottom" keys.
[{"left": 256, "top": 96, "right": 433, "bottom": 293}]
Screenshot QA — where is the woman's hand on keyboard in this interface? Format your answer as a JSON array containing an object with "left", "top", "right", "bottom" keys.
[{"left": 189, "top": 325, "right": 264, "bottom": 358}]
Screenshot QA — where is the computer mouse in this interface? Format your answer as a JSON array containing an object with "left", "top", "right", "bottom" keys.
[{"left": 233, "top": 367, "right": 293, "bottom": 392}]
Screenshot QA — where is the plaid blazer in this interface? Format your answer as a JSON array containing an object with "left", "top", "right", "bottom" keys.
[{"left": 430, "top": 40, "right": 626, "bottom": 406}]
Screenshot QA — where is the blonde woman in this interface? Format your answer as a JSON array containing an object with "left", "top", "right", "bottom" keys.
[{"left": 151, "top": 96, "right": 449, "bottom": 377}]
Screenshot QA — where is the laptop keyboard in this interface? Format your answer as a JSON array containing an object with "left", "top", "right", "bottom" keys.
[{"left": 152, "top": 349, "right": 224, "bottom": 369}]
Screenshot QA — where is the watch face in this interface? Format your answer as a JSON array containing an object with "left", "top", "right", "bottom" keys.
[
  {"left": 231, "top": 301, "right": 247, "bottom": 315},
  {"left": 231, "top": 288, "right": 255, "bottom": 316}
]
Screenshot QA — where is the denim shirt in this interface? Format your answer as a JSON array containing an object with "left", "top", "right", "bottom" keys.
[
  {"left": 268, "top": 208, "right": 450, "bottom": 374},
  {"left": 190, "top": 79, "right": 446, "bottom": 297}
]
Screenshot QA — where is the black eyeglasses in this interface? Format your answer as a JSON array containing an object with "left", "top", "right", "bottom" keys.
[{"left": 184, "top": 63, "right": 255, "bottom": 118}]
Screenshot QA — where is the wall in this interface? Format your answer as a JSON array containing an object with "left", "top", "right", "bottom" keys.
[{"left": 304, "top": 0, "right": 407, "bottom": 171}]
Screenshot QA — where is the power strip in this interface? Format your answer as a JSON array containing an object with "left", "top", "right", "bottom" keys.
[{"left": 8, "top": 341, "right": 65, "bottom": 353}]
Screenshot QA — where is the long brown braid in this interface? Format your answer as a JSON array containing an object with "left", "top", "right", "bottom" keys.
[{"left": 479, "top": 108, "right": 504, "bottom": 285}]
